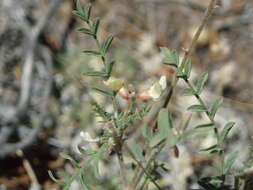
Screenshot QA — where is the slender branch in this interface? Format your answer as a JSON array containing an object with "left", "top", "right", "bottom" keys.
[
  {"left": 117, "top": 152, "right": 130, "bottom": 189},
  {"left": 184, "top": 78, "right": 225, "bottom": 175},
  {"left": 133, "top": 142, "right": 165, "bottom": 189},
  {"left": 134, "top": 0, "right": 219, "bottom": 187},
  {"left": 174, "top": 0, "right": 218, "bottom": 87},
  {"left": 125, "top": 144, "right": 162, "bottom": 190},
  {"left": 16, "top": 149, "right": 41, "bottom": 189}
]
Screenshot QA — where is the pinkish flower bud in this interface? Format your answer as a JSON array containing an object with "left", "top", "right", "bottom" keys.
[
  {"left": 118, "top": 87, "right": 129, "bottom": 99},
  {"left": 137, "top": 90, "right": 151, "bottom": 100}
]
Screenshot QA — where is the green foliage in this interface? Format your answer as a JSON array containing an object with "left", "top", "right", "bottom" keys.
[
  {"left": 219, "top": 122, "right": 235, "bottom": 145},
  {"left": 73, "top": 2, "right": 91, "bottom": 22},
  {"left": 91, "top": 101, "right": 113, "bottom": 121},
  {"left": 101, "top": 36, "right": 114, "bottom": 55},
  {"left": 129, "top": 138, "right": 145, "bottom": 162},
  {"left": 92, "top": 87, "right": 115, "bottom": 97},
  {"left": 195, "top": 72, "right": 208, "bottom": 95},
  {"left": 78, "top": 145, "right": 98, "bottom": 155},
  {"left": 223, "top": 151, "right": 238, "bottom": 175},
  {"left": 161, "top": 47, "right": 179, "bottom": 67},
  {"left": 149, "top": 109, "right": 177, "bottom": 148},
  {"left": 84, "top": 71, "right": 108, "bottom": 78},
  {"left": 184, "top": 58, "right": 192, "bottom": 79},
  {"left": 194, "top": 123, "right": 215, "bottom": 130},
  {"left": 105, "top": 60, "right": 115, "bottom": 77},
  {"left": 200, "top": 144, "right": 221, "bottom": 154},
  {"left": 187, "top": 104, "right": 207, "bottom": 112},
  {"left": 50, "top": 2, "right": 243, "bottom": 190},
  {"left": 83, "top": 50, "right": 102, "bottom": 56},
  {"left": 60, "top": 153, "right": 79, "bottom": 168},
  {"left": 116, "top": 106, "right": 150, "bottom": 128},
  {"left": 181, "top": 88, "right": 196, "bottom": 96},
  {"left": 209, "top": 97, "right": 223, "bottom": 119}
]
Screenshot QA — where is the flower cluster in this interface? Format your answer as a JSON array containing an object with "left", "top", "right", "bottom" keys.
[{"left": 104, "top": 75, "right": 167, "bottom": 101}]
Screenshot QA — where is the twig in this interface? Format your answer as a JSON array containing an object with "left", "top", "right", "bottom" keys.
[
  {"left": 0, "top": 0, "right": 63, "bottom": 124},
  {"left": 117, "top": 152, "right": 130, "bottom": 190},
  {"left": 16, "top": 149, "right": 41, "bottom": 189},
  {"left": 125, "top": 144, "right": 162, "bottom": 190},
  {"left": 17, "top": 0, "right": 63, "bottom": 113},
  {"left": 133, "top": 142, "right": 165, "bottom": 189},
  {"left": 0, "top": 47, "right": 53, "bottom": 157}
]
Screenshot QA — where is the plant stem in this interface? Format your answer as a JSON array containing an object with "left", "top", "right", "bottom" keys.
[
  {"left": 133, "top": 142, "right": 165, "bottom": 189},
  {"left": 87, "top": 20, "right": 105, "bottom": 65},
  {"left": 134, "top": 0, "right": 219, "bottom": 187},
  {"left": 184, "top": 78, "right": 225, "bottom": 175},
  {"left": 117, "top": 151, "right": 130, "bottom": 189},
  {"left": 174, "top": 0, "right": 219, "bottom": 87},
  {"left": 125, "top": 144, "right": 162, "bottom": 190}
]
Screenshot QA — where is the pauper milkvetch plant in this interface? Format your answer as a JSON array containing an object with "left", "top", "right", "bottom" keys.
[{"left": 49, "top": 1, "right": 248, "bottom": 190}]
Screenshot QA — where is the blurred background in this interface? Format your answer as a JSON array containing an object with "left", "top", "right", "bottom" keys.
[{"left": 0, "top": 0, "right": 253, "bottom": 189}]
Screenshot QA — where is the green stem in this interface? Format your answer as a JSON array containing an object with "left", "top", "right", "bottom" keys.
[
  {"left": 125, "top": 145, "right": 162, "bottom": 190},
  {"left": 134, "top": 0, "right": 219, "bottom": 186},
  {"left": 184, "top": 79, "right": 225, "bottom": 174},
  {"left": 87, "top": 20, "right": 105, "bottom": 65}
]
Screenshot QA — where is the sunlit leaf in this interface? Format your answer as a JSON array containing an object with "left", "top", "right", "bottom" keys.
[
  {"left": 79, "top": 172, "right": 89, "bottom": 190},
  {"left": 78, "top": 28, "right": 94, "bottom": 36},
  {"left": 83, "top": 50, "right": 101, "bottom": 56},
  {"left": 184, "top": 58, "right": 192, "bottom": 79},
  {"left": 60, "top": 153, "right": 79, "bottom": 168},
  {"left": 91, "top": 18, "right": 100, "bottom": 37},
  {"left": 150, "top": 109, "right": 169, "bottom": 147},
  {"left": 195, "top": 72, "right": 208, "bottom": 95},
  {"left": 187, "top": 104, "right": 207, "bottom": 112},
  {"left": 129, "top": 138, "right": 145, "bottom": 162},
  {"left": 101, "top": 36, "right": 114, "bottom": 55},
  {"left": 78, "top": 145, "right": 97, "bottom": 155},
  {"left": 150, "top": 109, "right": 177, "bottom": 148},
  {"left": 180, "top": 88, "right": 196, "bottom": 96},
  {"left": 195, "top": 123, "right": 215, "bottom": 131},
  {"left": 200, "top": 144, "right": 221, "bottom": 154},
  {"left": 209, "top": 97, "right": 223, "bottom": 120},
  {"left": 92, "top": 87, "right": 115, "bottom": 97},
  {"left": 105, "top": 60, "right": 115, "bottom": 76},
  {"left": 176, "top": 70, "right": 186, "bottom": 79},
  {"left": 92, "top": 155, "right": 100, "bottom": 178},
  {"left": 161, "top": 47, "right": 179, "bottom": 67},
  {"left": 223, "top": 151, "right": 238, "bottom": 174},
  {"left": 219, "top": 122, "right": 235, "bottom": 145},
  {"left": 85, "top": 3, "right": 92, "bottom": 20},
  {"left": 84, "top": 71, "right": 108, "bottom": 77}
]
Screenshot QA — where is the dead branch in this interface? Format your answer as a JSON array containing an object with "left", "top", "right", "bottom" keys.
[
  {"left": 0, "top": 0, "right": 63, "bottom": 157},
  {"left": 0, "top": 47, "right": 53, "bottom": 157}
]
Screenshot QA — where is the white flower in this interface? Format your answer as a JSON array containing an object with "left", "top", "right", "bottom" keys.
[
  {"left": 159, "top": 75, "right": 167, "bottom": 90},
  {"left": 103, "top": 76, "right": 124, "bottom": 91},
  {"left": 148, "top": 75, "right": 167, "bottom": 100},
  {"left": 80, "top": 131, "right": 99, "bottom": 143},
  {"left": 74, "top": 131, "right": 100, "bottom": 155}
]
